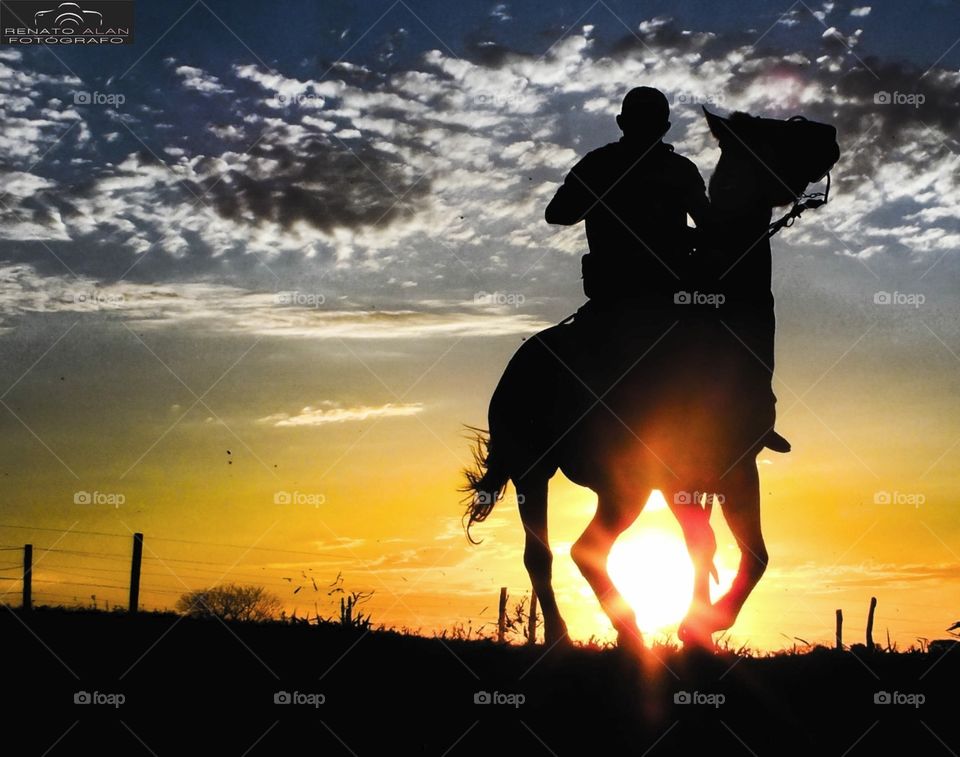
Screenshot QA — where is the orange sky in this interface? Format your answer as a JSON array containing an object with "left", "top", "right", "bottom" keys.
[{"left": 2, "top": 305, "right": 958, "bottom": 652}]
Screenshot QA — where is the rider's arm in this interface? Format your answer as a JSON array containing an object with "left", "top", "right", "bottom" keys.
[
  {"left": 685, "top": 163, "right": 711, "bottom": 232},
  {"left": 544, "top": 156, "right": 595, "bottom": 225},
  {"left": 682, "top": 163, "right": 712, "bottom": 252}
]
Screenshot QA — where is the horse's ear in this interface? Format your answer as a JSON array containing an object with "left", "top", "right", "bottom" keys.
[{"left": 703, "top": 107, "right": 729, "bottom": 140}]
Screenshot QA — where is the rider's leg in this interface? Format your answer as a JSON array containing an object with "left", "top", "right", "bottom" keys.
[
  {"left": 517, "top": 474, "right": 568, "bottom": 645},
  {"left": 732, "top": 305, "right": 789, "bottom": 453},
  {"left": 756, "top": 306, "right": 790, "bottom": 452}
]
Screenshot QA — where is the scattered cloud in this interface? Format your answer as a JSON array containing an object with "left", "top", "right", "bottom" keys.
[
  {"left": 175, "top": 65, "right": 232, "bottom": 95},
  {"left": 0, "top": 264, "right": 552, "bottom": 337},
  {"left": 0, "top": 13, "right": 956, "bottom": 332},
  {"left": 259, "top": 402, "right": 424, "bottom": 427}
]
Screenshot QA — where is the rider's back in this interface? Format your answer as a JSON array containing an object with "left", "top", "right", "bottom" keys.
[{"left": 546, "top": 138, "right": 707, "bottom": 301}]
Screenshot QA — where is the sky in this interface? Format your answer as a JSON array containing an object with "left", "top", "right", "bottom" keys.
[{"left": 0, "top": 0, "right": 959, "bottom": 651}]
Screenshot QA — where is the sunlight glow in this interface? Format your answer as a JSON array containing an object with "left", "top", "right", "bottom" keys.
[
  {"left": 607, "top": 526, "right": 695, "bottom": 634},
  {"left": 644, "top": 489, "right": 669, "bottom": 513}
]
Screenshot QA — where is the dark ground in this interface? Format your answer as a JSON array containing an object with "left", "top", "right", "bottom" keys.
[{"left": 3, "top": 607, "right": 957, "bottom": 755}]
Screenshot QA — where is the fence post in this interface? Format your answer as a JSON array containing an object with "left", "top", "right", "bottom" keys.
[
  {"left": 527, "top": 590, "right": 538, "bottom": 645},
  {"left": 866, "top": 596, "right": 877, "bottom": 651},
  {"left": 497, "top": 587, "right": 508, "bottom": 643},
  {"left": 835, "top": 609, "right": 843, "bottom": 650},
  {"left": 129, "top": 532, "right": 143, "bottom": 613},
  {"left": 22, "top": 544, "right": 32, "bottom": 612}
]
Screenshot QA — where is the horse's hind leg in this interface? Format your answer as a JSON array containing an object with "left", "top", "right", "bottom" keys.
[
  {"left": 517, "top": 474, "right": 568, "bottom": 646},
  {"left": 571, "top": 482, "right": 648, "bottom": 653}
]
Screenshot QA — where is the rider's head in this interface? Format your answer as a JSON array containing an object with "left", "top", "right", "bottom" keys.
[{"left": 617, "top": 87, "right": 670, "bottom": 143}]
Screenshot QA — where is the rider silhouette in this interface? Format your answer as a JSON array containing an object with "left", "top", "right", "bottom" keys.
[
  {"left": 545, "top": 86, "right": 790, "bottom": 453},
  {"left": 545, "top": 86, "right": 709, "bottom": 301}
]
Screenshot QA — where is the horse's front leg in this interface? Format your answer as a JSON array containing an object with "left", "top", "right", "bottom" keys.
[
  {"left": 711, "top": 459, "right": 767, "bottom": 631},
  {"left": 666, "top": 490, "right": 718, "bottom": 648}
]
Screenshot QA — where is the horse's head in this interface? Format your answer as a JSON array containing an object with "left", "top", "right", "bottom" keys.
[{"left": 705, "top": 108, "right": 839, "bottom": 217}]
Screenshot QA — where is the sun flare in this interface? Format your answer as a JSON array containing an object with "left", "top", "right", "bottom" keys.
[
  {"left": 579, "top": 489, "right": 725, "bottom": 635},
  {"left": 607, "top": 526, "right": 696, "bottom": 634}
]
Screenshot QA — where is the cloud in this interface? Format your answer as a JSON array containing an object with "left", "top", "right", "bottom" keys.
[
  {"left": 0, "top": 263, "right": 552, "bottom": 337},
  {"left": 767, "top": 561, "right": 960, "bottom": 592},
  {"left": 197, "top": 132, "right": 431, "bottom": 235},
  {"left": 175, "top": 65, "right": 232, "bottom": 95},
  {"left": 259, "top": 402, "right": 423, "bottom": 427},
  {"left": 0, "top": 12, "right": 957, "bottom": 319}
]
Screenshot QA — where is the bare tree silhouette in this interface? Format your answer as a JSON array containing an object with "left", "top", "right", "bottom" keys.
[{"left": 176, "top": 583, "right": 281, "bottom": 622}]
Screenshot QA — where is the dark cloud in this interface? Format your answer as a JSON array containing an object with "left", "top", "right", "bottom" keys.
[
  {"left": 462, "top": 38, "right": 523, "bottom": 68},
  {"left": 607, "top": 19, "right": 716, "bottom": 58},
  {"left": 606, "top": 17, "right": 960, "bottom": 192},
  {"left": 198, "top": 136, "right": 429, "bottom": 234},
  {"left": 455, "top": 14, "right": 959, "bottom": 192}
]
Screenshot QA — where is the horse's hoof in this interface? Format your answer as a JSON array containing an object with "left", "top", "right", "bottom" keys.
[
  {"left": 616, "top": 628, "right": 645, "bottom": 657},
  {"left": 678, "top": 621, "right": 716, "bottom": 651},
  {"left": 544, "top": 628, "right": 574, "bottom": 652}
]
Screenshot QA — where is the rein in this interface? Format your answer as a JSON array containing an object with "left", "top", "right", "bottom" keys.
[{"left": 767, "top": 171, "right": 831, "bottom": 238}]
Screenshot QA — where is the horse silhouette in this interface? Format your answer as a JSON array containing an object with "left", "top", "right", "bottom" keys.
[{"left": 463, "top": 106, "right": 839, "bottom": 652}]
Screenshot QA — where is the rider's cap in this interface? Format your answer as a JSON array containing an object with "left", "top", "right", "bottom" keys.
[{"left": 621, "top": 87, "right": 670, "bottom": 126}]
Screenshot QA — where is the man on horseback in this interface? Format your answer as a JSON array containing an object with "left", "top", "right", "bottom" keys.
[
  {"left": 545, "top": 86, "right": 708, "bottom": 302},
  {"left": 545, "top": 86, "right": 790, "bottom": 453},
  {"left": 465, "top": 97, "right": 838, "bottom": 653}
]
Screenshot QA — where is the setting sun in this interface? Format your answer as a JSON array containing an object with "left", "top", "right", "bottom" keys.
[
  {"left": 608, "top": 527, "right": 696, "bottom": 634},
  {"left": 596, "top": 490, "right": 737, "bottom": 636}
]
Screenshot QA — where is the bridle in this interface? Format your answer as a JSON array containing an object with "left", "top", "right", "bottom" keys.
[{"left": 767, "top": 170, "right": 831, "bottom": 238}]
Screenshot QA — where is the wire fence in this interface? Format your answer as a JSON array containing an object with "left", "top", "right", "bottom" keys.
[
  {"left": 0, "top": 524, "right": 951, "bottom": 647},
  {"left": 0, "top": 523, "right": 469, "bottom": 622}
]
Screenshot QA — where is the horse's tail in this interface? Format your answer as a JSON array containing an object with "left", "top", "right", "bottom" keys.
[{"left": 461, "top": 426, "right": 509, "bottom": 544}]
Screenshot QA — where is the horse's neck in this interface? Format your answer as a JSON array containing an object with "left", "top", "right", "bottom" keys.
[
  {"left": 709, "top": 204, "right": 773, "bottom": 290},
  {"left": 710, "top": 200, "right": 770, "bottom": 242}
]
